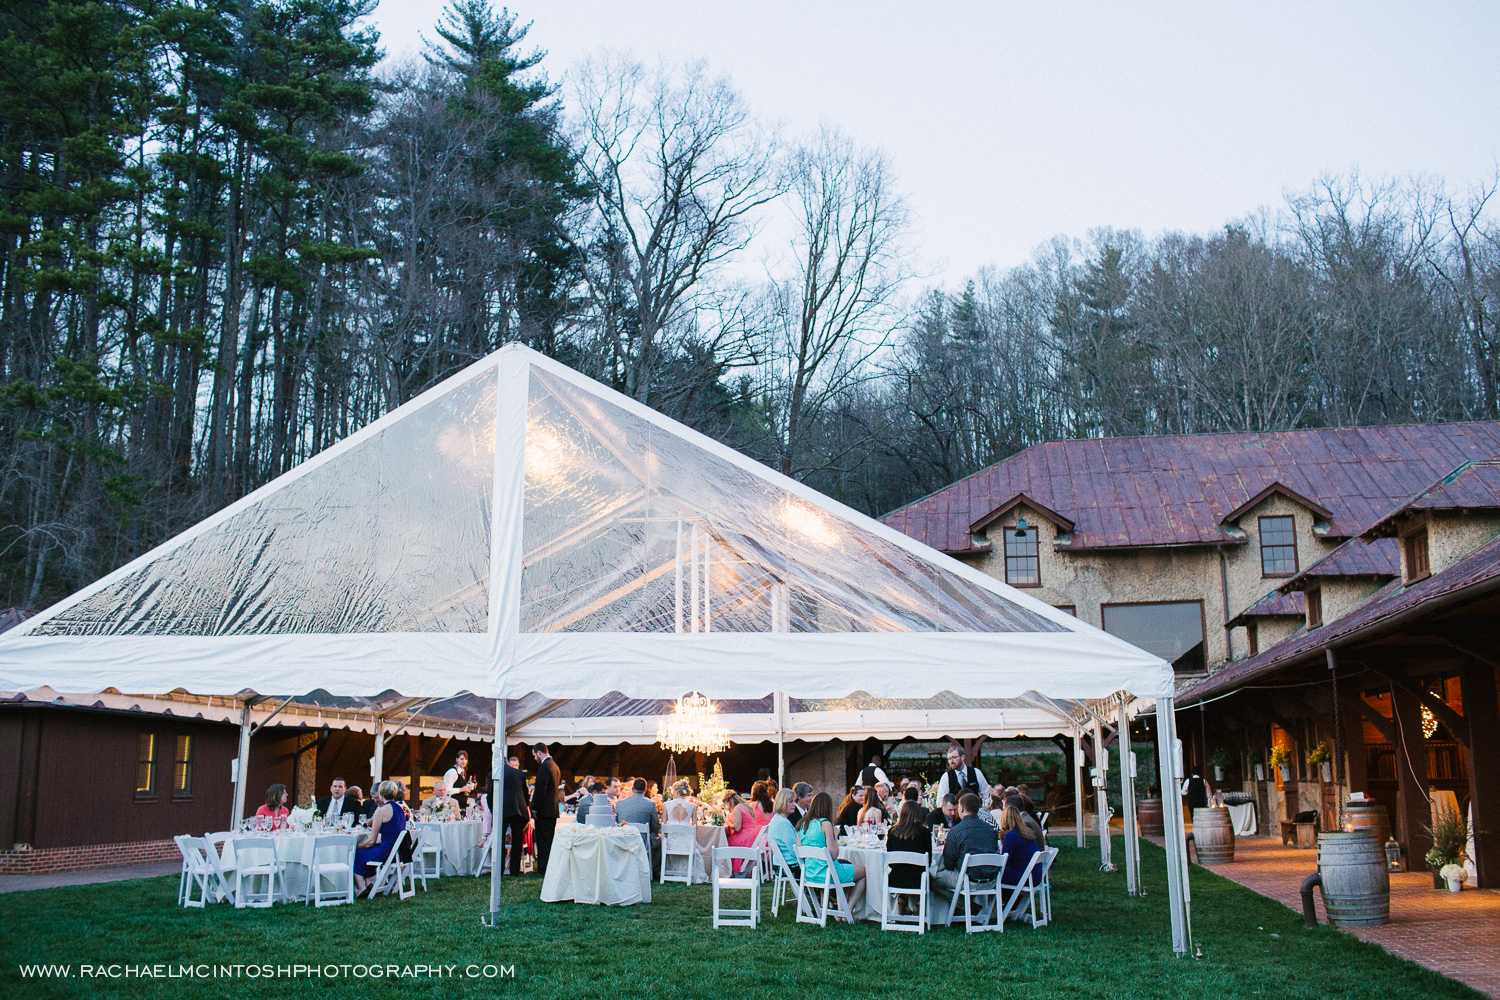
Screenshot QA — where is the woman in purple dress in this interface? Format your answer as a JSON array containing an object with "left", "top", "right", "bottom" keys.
[{"left": 353, "top": 780, "right": 408, "bottom": 894}]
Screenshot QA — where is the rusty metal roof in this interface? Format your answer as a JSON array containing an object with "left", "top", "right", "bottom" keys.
[
  {"left": 1365, "top": 460, "right": 1500, "bottom": 537},
  {"left": 1180, "top": 531, "right": 1500, "bottom": 703},
  {"left": 1275, "top": 537, "right": 1401, "bottom": 594},
  {"left": 882, "top": 423, "right": 1500, "bottom": 553}
]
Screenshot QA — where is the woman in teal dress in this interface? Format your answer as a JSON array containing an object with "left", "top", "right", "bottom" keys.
[{"left": 797, "top": 792, "right": 867, "bottom": 913}]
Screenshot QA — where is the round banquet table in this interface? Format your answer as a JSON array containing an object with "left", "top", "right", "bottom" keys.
[
  {"left": 839, "top": 843, "right": 943, "bottom": 924},
  {"left": 421, "top": 819, "right": 482, "bottom": 875},
  {"left": 540, "top": 824, "right": 653, "bottom": 906},
  {"left": 692, "top": 825, "right": 730, "bottom": 882},
  {"left": 219, "top": 831, "right": 358, "bottom": 902}
]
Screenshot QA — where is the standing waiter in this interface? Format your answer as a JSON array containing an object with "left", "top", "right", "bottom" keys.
[{"left": 529, "top": 742, "right": 563, "bottom": 876}]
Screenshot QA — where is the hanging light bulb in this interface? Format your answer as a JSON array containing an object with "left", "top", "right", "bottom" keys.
[{"left": 657, "top": 692, "right": 730, "bottom": 755}]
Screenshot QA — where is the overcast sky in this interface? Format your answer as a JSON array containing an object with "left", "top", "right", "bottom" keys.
[{"left": 366, "top": 2, "right": 1500, "bottom": 289}]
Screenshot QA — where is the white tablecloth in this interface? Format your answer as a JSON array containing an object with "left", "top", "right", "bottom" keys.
[
  {"left": 540, "top": 825, "right": 653, "bottom": 906},
  {"left": 221, "top": 832, "right": 353, "bottom": 901},
  {"left": 837, "top": 844, "right": 941, "bottom": 923},
  {"left": 1225, "top": 801, "right": 1258, "bottom": 836},
  {"left": 693, "top": 826, "right": 730, "bottom": 882},
  {"left": 424, "top": 820, "right": 482, "bottom": 875}
]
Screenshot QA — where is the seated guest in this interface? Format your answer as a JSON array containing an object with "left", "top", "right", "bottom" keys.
[
  {"left": 875, "top": 782, "right": 893, "bottom": 810},
  {"left": 790, "top": 782, "right": 814, "bottom": 826},
  {"left": 931, "top": 793, "right": 1000, "bottom": 900},
  {"left": 1015, "top": 783, "right": 1040, "bottom": 818},
  {"left": 902, "top": 784, "right": 928, "bottom": 824},
  {"left": 316, "top": 778, "right": 354, "bottom": 826},
  {"left": 615, "top": 778, "right": 660, "bottom": 860},
  {"left": 255, "top": 784, "right": 290, "bottom": 829},
  {"left": 1005, "top": 794, "right": 1048, "bottom": 846},
  {"left": 575, "top": 781, "right": 612, "bottom": 824},
  {"left": 750, "top": 780, "right": 775, "bottom": 826},
  {"left": 564, "top": 777, "right": 594, "bottom": 806},
  {"left": 926, "top": 793, "right": 959, "bottom": 835},
  {"left": 420, "top": 780, "right": 457, "bottom": 818},
  {"left": 857, "top": 786, "right": 888, "bottom": 826},
  {"left": 664, "top": 781, "right": 696, "bottom": 824},
  {"left": 722, "top": 790, "right": 759, "bottom": 867},
  {"left": 767, "top": 788, "right": 801, "bottom": 876},
  {"left": 834, "top": 785, "right": 865, "bottom": 829},
  {"left": 989, "top": 789, "right": 1008, "bottom": 827},
  {"left": 345, "top": 786, "right": 371, "bottom": 821},
  {"left": 391, "top": 781, "right": 413, "bottom": 822},
  {"left": 1000, "top": 804, "right": 1043, "bottom": 888},
  {"left": 884, "top": 800, "right": 932, "bottom": 914},
  {"left": 605, "top": 777, "right": 622, "bottom": 801},
  {"left": 798, "top": 792, "right": 866, "bottom": 911},
  {"left": 353, "top": 781, "right": 408, "bottom": 895}
]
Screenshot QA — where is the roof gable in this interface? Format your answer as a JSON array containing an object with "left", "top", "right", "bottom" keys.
[
  {"left": 1365, "top": 460, "right": 1500, "bottom": 538},
  {"left": 882, "top": 424, "right": 1500, "bottom": 554}
]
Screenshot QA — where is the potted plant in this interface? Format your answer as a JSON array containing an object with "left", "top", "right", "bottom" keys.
[
  {"left": 1440, "top": 863, "right": 1469, "bottom": 893},
  {"left": 1269, "top": 745, "right": 1294, "bottom": 782},
  {"left": 1247, "top": 750, "right": 1264, "bottom": 781},
  {"left": 1425, "top": 809, "right": 1470, "bottom": 889},
  {"left": 1208, "top": 747, "right": 1233, "bottom": 782},
  {"left": 1306, "top": 741, "right": 1332, "bottom": 782}
]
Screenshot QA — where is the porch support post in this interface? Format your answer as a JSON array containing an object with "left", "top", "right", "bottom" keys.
[{"left": 1461, "top": 663, "right": 1500, "bottom": 886}]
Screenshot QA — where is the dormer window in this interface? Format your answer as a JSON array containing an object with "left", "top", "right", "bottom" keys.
[
  {"left": 1004, "top": 517, "right": 1040, "bottom": 587},
  {"left": 1305, "top": 587, "right": 1323, "bottom": 628},
  {"left": 1259, "top": 516, "right": 1298, "bottom": 576},
  {"left": 1404, "top": 527, "right": 1430, "bottom": 584}
]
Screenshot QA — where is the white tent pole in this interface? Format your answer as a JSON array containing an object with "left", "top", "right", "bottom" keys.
[
  {"left": 1118, "top": 700, "right": 1139, "bottom": 895},
  {"left": 1073, "top": 729, "right": 1085, "bottom": 849},
  {"left": 690, "top": 522, "right": 700, "bottom": 632},
  {"left": 701, "top": 529, "right": 710, "bottom": 633},
  {"left": 487, "top": 697, "right": 506, "bottom": 925},
  {"left": 775, "top": 691, "right": 786, "bottom": 788},
  {"left": 1156, "top": 696, "right": 1191, "bottom": 955},
  {"left": 1093, "top": 720, "right": 1114, "bottom": 871},
  {"left": 232, "top": 699, "right": 253, "bottom": 829},
  {"left": 371, "top": 716, "right": 385, "bottom": 785}
]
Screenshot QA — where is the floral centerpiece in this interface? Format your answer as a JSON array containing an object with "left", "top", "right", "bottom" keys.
[
  {"left": 287, "top": 805, "right": 317, "bottom": 831},
  {"left": 1425, "top": 808, "right": 1470, "bottom": 889}
]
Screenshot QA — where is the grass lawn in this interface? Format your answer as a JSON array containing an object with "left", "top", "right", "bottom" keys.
[{"left": 0, "top": 837, "right": 1481, "bottom": 1000}]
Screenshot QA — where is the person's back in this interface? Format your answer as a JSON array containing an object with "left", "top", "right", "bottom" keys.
[
  {"left": 1001, "top": 828, "right": 1040, "bottom": 886},
  {"left": 942, "top": 814, "right": 1000, "bottom": 881}
]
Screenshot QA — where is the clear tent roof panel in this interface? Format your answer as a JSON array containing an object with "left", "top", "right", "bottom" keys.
[
  {"left": 31, "top": 366, "right": 499, "bottom": 636},
  {"left": 520, "top": 369, "right": 1063, "bottom": 635}
]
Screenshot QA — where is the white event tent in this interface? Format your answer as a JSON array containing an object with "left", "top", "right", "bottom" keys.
[{"left": 0, "top": 344, "right": 1193, "bottom": 953}]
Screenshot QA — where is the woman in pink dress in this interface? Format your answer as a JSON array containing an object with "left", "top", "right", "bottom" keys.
[
  {"left": 749, "top": 780, "right": 775, "bottom": 828},
  {"left": 722, "top": 790, "right": 759, "bottom": 872}
]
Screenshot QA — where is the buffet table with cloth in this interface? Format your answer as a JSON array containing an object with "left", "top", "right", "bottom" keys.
[
  {"left": 1224, "top": 801, "right": 1258, "bottom": 836},
  {"left": 540, "top": 825, "right": 653, "bottom": 905}
]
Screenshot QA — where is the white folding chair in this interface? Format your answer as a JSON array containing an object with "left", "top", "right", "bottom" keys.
[
  {"left": 307, "top": 834, "right": 357, "bottom": 907},
  {"left": 794, "top": 845, "right": 854, "bottom": 926},
  {"left": 201, "top": 833, "right": 237, "bottom": 905},
  {"left": 174, "top": 836, "right": 216, "bottom": 908},
  {"left": 366, "top": 829, "right": 409, "bottom": 898},
  {"left": 711, "top": 847, "right": 761, "bottom": 928},
  {"left": 1039, "top": 811, "right": 1050, "bottom": 832},
  {"left": 941, "top": 852, "right": 1006, "bottom": 933},
  {"left": 413, "top": 822, "right": 443, "bottom": 889},
  {"left": 1000, "top": 847, "right": 1056, "bottom": 927},
  {"left": 768, "top": 838, "right": 800, "bottom": 917},
  {"left": 661, "top": 822, "right": 696, "bottom": 884},
  {"left": 231, "top": 837, "right": 285, "bottom": 909},
  {"left": 474, "top": 833, "right": 494, "bottom": 877},
  {"left": 880, "top": 851, "right": 928, "bottom": 934},
  {"left": 750, "top": 824, "right": 773, "bottom": 883},
  {"left": 624, "top": 821, "right": 653, "bottom": 861}
]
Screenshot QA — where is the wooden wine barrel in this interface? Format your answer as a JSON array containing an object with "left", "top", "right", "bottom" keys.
[
  {"left": 1340, "top": 800, "right": 1390, "bottom": 846},
  {"left": 1138, "top": 797, "right": 1165, "bottom": 836},
  {"left": 1317, "top": 831, "right": 1390, "bottom": 926},
  {"left": 1192, "top": 807, "right": 1235, "bottom": 864}
]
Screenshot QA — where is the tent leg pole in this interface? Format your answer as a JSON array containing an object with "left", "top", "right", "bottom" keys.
[
  {"left": 775, "top": 692, "right": 785, "bottom": 789},
  {"left": 1094, "top": 722, "right": 1113, "bottom": 871},
  {"left": 232, "top": 701, "right": 253, "bottom": 830},
  {"left": 486, "top": 698, "right": 506, "bottom": 927},
  {"left": 1157, "top": 696, "right": 1191, "bottom": 955},
  {"left": 1119, "top": 701, "right": 1139, "bottom": 895},
  {"left": 1073, "top": 731, "right": 1086, "bottom": 849},
  {"left": 372, "top": 718, "right": 385, "bottom": 787}
]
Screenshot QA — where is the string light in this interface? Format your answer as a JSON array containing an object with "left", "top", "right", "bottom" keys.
[
  {"left": 1421, "top": 704, "right": 1437, "bottom": 740},
  {"left": 657, "top": 692, "right": 730, "bottom": 755}
]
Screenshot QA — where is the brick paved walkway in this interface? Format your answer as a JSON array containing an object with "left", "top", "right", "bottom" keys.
[{"left": 1194, "top": 836, "right": 1500, "bottom": 998}]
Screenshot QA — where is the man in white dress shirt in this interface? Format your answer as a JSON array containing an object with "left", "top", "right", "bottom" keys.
[
  {"left": 934, "top": 745, "right": 991, "bottom": 802},
  {"left": 316, "top": 778, "right": 352, "bottom": 825}
]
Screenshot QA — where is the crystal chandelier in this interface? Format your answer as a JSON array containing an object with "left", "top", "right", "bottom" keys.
[
  {"left": 657, "top": 692, "right": 730, "bottom": 755},
  {"left": 1421, "top": 704, "right": 1438, "bottom": 740}
]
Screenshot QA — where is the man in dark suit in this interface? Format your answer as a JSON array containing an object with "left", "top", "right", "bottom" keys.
[
  {"left": 315, "top": 778, "right": 354, "bottom": 826},
  {"left": 529, "top": 743, "right": 563, "bottom": 876},
  {"left": 497, "top": 757, "right": 530, "bottom": 877}
]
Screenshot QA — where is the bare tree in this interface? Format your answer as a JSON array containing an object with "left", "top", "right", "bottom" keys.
[
  {"left": 760, "top": 129, "right": 910, "bottom": 477},
  {"left": 570, "top": 56, "right": 784, "bottom": 410}
]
